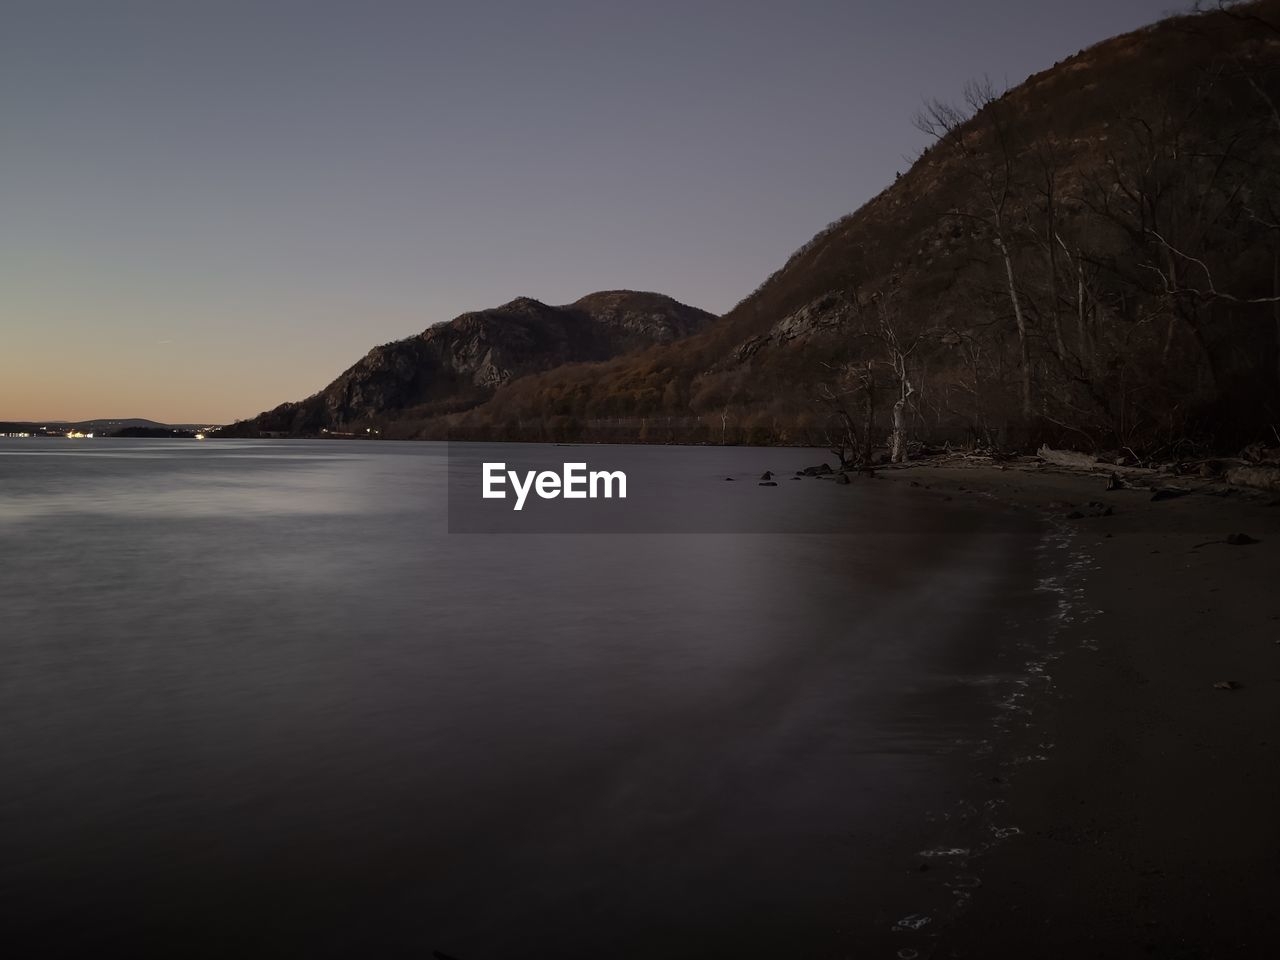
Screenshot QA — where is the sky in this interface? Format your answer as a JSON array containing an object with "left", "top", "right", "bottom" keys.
[{"left": 1, "top": 0, "right": 1179, "bottom": 424}]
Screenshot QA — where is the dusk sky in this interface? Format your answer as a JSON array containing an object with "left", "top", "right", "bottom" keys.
[{"left": 2, "top": 0, "right": 1176, "bottom": 424}]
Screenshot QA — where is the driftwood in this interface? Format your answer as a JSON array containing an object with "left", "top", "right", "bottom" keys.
[
  {"left": 896, "top": 444, "right": 1276, "bottom": 499},
  {"left": 1224, "top": 465, "right": 1280, "bottom": 494},
  {"left": 1037, "top": 445, "right": 1099, "bottom": 470},
  {"left": 1037, "top": 445, "right": 1161, "bottom": 481},
  {"left": 1241, "top": 443, "right": 1280, "bottom": 465}
]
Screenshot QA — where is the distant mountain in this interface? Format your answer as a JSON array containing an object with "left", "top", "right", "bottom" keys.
[
  {"left": 72, "top": 419, "right": 184, "bottom": 430},
  {"left": 220, "top": 291, "right": 715, "bottom": 437},
  {"left": 8, "top": 418, "right": 168, "bottom": 429},
  {"left": 0, "top": 418, "right": 215, "bottom": 433}
]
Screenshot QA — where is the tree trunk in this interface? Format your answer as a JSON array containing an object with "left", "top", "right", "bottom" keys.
[
  {"left": 1046, "top": 192, "right": 1066, "bottom": 361},
  {"left": 1162, "top": 314, "right": 1178, "bottom": 362},
  {"left": 861, "top": 361, "right": 875, "bottom": 463},
  {"left": 835, "top": 410, "right": 858, "bottom": 468},
  {"left": 997, "top": 235, "right": 1033, "bottom": 417},
  {"left": 890, "top": 381, "right": 914, "bottom": 463},
  {"left": 1274, "top": 249, "right": 1280, "bottom": 383},
  {"left": 890, "top": 399, "right": 907, "bottom": 463},
  {"left": 1076, "top": 269, "right": 1089, "bottom": 371}
]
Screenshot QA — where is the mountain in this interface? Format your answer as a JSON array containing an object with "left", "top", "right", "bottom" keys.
[
  {"left": 85, "top": 418, "right": 216, "bottom": 437},
  {"left": 0, "top": 418, "right": 215, "bottom": 433},
  {"left": 9, "top": 419, "right": 171, "bottom": 429},
  {"left": 220, "top": 291, "right": 715, "bottom": 437},
  {"left": 431, "top": 1, "right": 1280, "bottom": 454}
]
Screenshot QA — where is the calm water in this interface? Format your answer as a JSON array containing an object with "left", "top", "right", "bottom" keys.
[{"left": 0, "top": 439, "right": 1052, "bottom": 958}]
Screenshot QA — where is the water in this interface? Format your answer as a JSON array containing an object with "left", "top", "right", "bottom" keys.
[{"left": 0, "top": 439, "right": 1052, "bottom": 958}]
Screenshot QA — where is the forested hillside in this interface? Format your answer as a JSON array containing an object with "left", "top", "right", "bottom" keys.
[
  {"left": 219, "top": 291, "right": 714, "bottom": 437},
  {"left": 432, "top": 1, "right": 1280, "bottom": 459}
]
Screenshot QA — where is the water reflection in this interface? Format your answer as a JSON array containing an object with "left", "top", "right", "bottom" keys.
[{"left": 0, "top": 440, "right": 1050, "bottom": 958}]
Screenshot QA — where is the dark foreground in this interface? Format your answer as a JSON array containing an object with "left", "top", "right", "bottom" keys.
[{"left": 878, "top": 463, "right": 1280, "bottom": 959}]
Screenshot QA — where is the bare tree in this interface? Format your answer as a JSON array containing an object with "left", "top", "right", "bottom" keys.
[
  {"left": 859, "top": 359, "right": 876, "bottom": 463},
  {"left": 816, "top": 366, "right": 861, "bottom": 466},
  {"left": 915, "top": 78, "right": 1034, "bottom": 418},
  {"left": 1031, "top": 147, "right": 1068, "bottom": 362},
  {"left": 876, "top": 296, "right": 920, "bottom": 462}
]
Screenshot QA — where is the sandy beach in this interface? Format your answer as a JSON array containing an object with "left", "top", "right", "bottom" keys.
[{"left": 872, "top": 460, "right": 1280, "bottom": 958}]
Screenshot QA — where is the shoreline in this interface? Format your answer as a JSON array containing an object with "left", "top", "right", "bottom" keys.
[{"left": 875, "top": 461, "right": 1280, "bottom": 957}]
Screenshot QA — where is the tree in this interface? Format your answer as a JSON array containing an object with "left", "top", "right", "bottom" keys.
[
  {"left": 915, "top": 77, "right": 1034, "bottom": 418},
  {"left": 876, "top": 295, "right": 920, "bottom": 462}
]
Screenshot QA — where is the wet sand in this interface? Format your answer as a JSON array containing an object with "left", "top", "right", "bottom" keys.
[{"left": 877, "top": 461, "right": 1280, "bottom": 958}]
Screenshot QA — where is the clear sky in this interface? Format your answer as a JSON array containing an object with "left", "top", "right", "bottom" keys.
[{"left": 1, "top": 0, "right": 1178, "bottom": 424}]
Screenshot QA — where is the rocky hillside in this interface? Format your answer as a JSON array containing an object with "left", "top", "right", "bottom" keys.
[
  {"left": 220, "top": 291, "right": 714, "bottom": 436},
  {"left": 435, "top": 1, "right": 1280, "bottom": 456}
]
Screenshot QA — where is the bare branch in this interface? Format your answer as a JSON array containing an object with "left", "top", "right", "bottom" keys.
[{"left": 1148, "top": 230, "right": 1280, "bottom": 303}]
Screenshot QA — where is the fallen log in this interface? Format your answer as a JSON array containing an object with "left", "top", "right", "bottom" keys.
[
  {"left": 1037, "top": 445, "right": 1098, "bottom": 470},
  {"left": 1224, "top": 465, "right": 1280, "bottom": 494},
  {"left": 1037, "top": 445, "right": 1160, "bottom": 480}
]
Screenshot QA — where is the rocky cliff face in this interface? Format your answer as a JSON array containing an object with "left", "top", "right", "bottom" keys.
[
  {"left": 729, "top": 293, "right": 855, "bottom": 364},
  {"left": 226, "top": 291, "right": 714, "bottom": 435}
]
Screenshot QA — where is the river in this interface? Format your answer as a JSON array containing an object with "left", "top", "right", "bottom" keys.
[{"left": 0, "top": 439, "right": 1056, "bottom": 958}]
